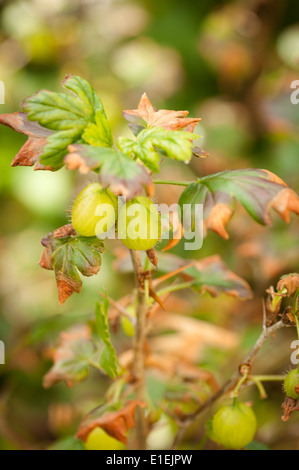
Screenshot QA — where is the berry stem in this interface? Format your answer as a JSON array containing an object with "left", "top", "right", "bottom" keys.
[
  {"left": 251, "top": 377, "right": 268, "bottom": 399},
  {"left": 154, "top": 179, "right": 191, "bottom": 186},
  {"left": 250, "top": 375, "right": 285, "bottom": 382},
  {"left": 231, "top": 374, "right": 249, "bottom": 399}
]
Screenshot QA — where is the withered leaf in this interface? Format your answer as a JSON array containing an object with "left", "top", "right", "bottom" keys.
[
  {"left": 281, "top": 396, "right": 299, "bottom": 422},
  {"left": 146, "top": 248, "right": 158, "bottom": 268},
  {"left": 76, "top": 400, "right": 146, "bottom": 444},
  {"left": 40, "top": 230, "right": 105, "bottom": 304},
  {"left": 0, "top": 112, "right": 54, "bottom": 170},
  {"left": 43, "top": 325, "right": 95, "bottom": 389},
  {"left": 179, "top": 169, "right": 299, "bottom": 240},
  {"left": 53, "top": 224, "right": 77, "bottom": 239},
  {"left": 192, "top": 146, "right": 210, "bottom": 159},
  {"left": 123, "top": 93, "right": 200, "bottom": 135},
  {"left": 277, "top": 273, "right": 299, "bottom": 296}
]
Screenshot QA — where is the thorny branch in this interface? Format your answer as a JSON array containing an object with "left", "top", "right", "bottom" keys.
[{"left": 130, "top": 250, "right": 148, "bottom": 450}]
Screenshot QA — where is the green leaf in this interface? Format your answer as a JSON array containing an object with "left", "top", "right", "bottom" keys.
[
  {"left": 62, "top": 74, "right": 105, "bottom": 117},
  {"left": 40, "top": 231, "right": 105, "bottom": 304},
  {"left": 178, "top": 169, "right": 299, "bottom": 239},
  {"left": 82, "top": 110, "right": 113, "bottom": 147},
  {"left": 95, "top": 297, "right": 119, "bottom": 378},
  {"left": 39, "top": 128, "right": 80, "bottom": 169},
  {"left": 22, "top": 75, "right": 107, "bottom": 169},
  {"left": 245, "top": 441, "right": 270, "bottom": 451},
  {"left": 117, "top": 127, "right": 195, "bottom": 173},
  {"left": 117, "top": 135, "right": 160, "bottom": 172},
  {"left": 65, "top": 144, "right": 152, "bottom": 199},
  {"left": 48, "top": 436, "right": 86, "bottom": 451}
]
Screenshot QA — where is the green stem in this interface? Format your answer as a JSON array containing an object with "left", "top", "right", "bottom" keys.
[
  {"left": 154, "top": 179, "right": 191, "bottom": 187},
  {"left": 251, "top": 375, "right": 285, "bottom": 382},
  {"left": 231, "top": 375, "right": 248, "bottom": 399},
  {"left": 156, "top": 281, "right": 194, "bottom": 297},
  {"left": 251, "top": 378, "right": 268, "bottom": 399}
]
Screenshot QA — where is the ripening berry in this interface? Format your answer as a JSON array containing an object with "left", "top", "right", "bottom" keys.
[
  {"left": 211, "top": 402, "right": 257, "bottom": 450},
  {"left": 84, "top": 428, "right": 125, "bottom": 451},
  {"left": 72, "top": 183, "right": 117, "bottom": 237},
  {"left": 284, "top": 369, "right": 299, "bottom": 400},
  {"left": 118, "top": 196, "right": 161, "bottom": 251}
]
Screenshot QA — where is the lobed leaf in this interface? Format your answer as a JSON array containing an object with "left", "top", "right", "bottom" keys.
[
  {"left": 76, "top": 400, "right": 147, "bottom": 444},
  {"left": 95, "top": 297, "right": 119, "bottom": 379},
  {"left": 123, "top": 92, "right": 200, "bottom": 136},
  {"left": 179, "top": 169, "right": 299, "bottom": 239},
  {"left": 40, "top": 230, "right": 105, "bottom": 304},
  {"left": 117, "top": 127, "right": 195, "bottom": 172},
  {"left": 43, "top": 325, "right": 95, "bottom": 388},
  {"left": 65, "top": 144, "right": 152, "bottom": 198},
  {"left": 19, "top": 75, "right": 107, "bottom": 169},
  {"left": 184, "top": 255, "right": 253, "bottom": 300},
  {"left": 0, "top": 112, "right": 55, "bottom": 170}
]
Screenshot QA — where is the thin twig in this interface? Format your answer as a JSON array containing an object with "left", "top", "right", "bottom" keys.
[{"left": 170, "top": 318, "right": 293, "bottom": 449}]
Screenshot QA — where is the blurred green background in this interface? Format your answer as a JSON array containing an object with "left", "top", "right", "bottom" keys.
[{"left": 0, "top": 0, "right": 298, "bottom": 450}]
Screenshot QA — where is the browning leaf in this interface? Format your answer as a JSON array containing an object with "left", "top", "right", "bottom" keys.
[
  {"left": 123, "top": 93, "right": 200, "bottom": 135},
  {"left": 184, "top": 255, "right": 252, "bottom": 300},
  {"left": 40, "top": 231, "right": 104, "bottom": 304},
  {"left": 43, "top": 325, "right": 95, "bottom": 389},
  {"left": 76, "top": 400, "right": 146, "bottom": 444},
  {"left": 53, "top": 224, "right": 77, "bottom": 239},
  {"left": 281, "top": 396, "right": 299, "bottom": 422},
  {"left": 146, "top": 248, "right": 158, "bottom": 268},
  {"left": 65, "top": 144, "right": 151, "bottom": 198},
  {"left": 0, "top": 112, "right": 54, "bottom": 170},
  {"left": 277, "top": 273, "right": 299, "bottom": 297},
  {"left": 179, "top": 169, "right": 299, "bottom": 239}
]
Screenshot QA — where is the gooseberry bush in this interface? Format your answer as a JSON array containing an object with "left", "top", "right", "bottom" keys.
[{"left": 1, "top": 75, "right": 299, "bottom": 450}]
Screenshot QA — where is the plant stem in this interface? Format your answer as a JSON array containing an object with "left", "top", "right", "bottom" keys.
[
  {"left": 251, "top": 375, "right": 285, "bottom": 382},
  {"left": 156, "top": 281, "right": 194, "bottom": 297},
  {"left": 154, "top": 179, "right": 191, "bottom": 187},
  {"left": 170, "top": 319, "right": 293, "bottom": 449},
  {"left": 130, "top": 250, "right": 148, "bottom": 450}
]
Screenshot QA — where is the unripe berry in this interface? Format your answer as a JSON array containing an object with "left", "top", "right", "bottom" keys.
[
  {"left": 72, "top": 183, "right": 117, "bottom": 237},
  {"left": 284, "top": 369, "right": 299, "bottom": 400},
  {"left": 84, "top": 428, "right": 125, "bottom": 451},
  {"left": 212, "top": 402, "right": 257, "bottom": 450},
  {"left": 118, "top": 196, "right": 161, "bottom": 251},
  {"left": 121, "top": 305, "right": 136, "bottom": 337}
]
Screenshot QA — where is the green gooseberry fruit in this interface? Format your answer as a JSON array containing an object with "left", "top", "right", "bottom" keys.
[
  {"left": 121, "top": 305, "right": 136, "bottom": 337},
  {"left": 212, "top": 402, "right": 257, "bottom": 450},
  {"left": 284, "top": 369, "right": 299, "bottom": 400},
  {"left": 72, "top": 183, "right": 117, "bottom": 237},
  {"left": 84, "top": 428, "right": 125, "bottom": 451},
  {"left": 118, "top": 196, "right": 161, "bottom": 251}
]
